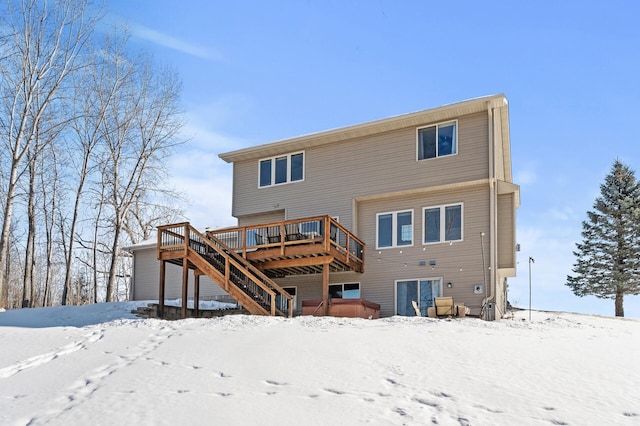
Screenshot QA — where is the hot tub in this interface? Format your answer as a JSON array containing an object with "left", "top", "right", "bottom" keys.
[{"left": 302, "top": 298, "right": 381, "bottom": 319}]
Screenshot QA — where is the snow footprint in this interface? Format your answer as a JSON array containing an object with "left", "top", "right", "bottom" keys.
[{"left": 0, "top": 328, "right": 104, "bottom": 378}]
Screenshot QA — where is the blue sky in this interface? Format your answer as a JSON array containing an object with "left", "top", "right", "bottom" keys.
[{"left": 108, "top": 1, "right": 640, "bottom": 318}]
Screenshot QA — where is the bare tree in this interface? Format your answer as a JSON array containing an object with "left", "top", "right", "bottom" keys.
[
  {"left": 100, "top": 59, "right": 184, "bottom": 302},
  {"left": 124, "top": 191, "right": 185, "bottom": 243},
  {"left": 39, "top": 143, "right": 61, "bottom": 307},
  {"left": 91, "top": 174, "right": 108, "bottom": 303},
  {"left": 0, "top": 2, "right": 187, "bottom": 308},
  {"left": 21, "top": 142, "right": 37, "bottom": 307},
  {"left": 61, "top": 32, "right": 133, "bottom": 305},
  {"left": 21, "top": 114, "right": 60, "bottom": 307},
  {"left": 0, "top": 0, "right": 100, "bottom": 308}
]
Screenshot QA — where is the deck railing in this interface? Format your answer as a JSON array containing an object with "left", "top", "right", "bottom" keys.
[
  {"left": 158, "top": 222, "right": 293, "bottom": 317},
  {"left": 206, "top": 215, "right": 364, "bottom": 270}
]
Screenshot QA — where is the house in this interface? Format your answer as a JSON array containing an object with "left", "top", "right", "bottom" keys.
[{"left": 136, "top": 94, "right": 519, "bottom": 320}]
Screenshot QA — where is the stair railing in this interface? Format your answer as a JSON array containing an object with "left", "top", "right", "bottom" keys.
[
  {"left": 206, "top": 232, "right": 295, "bottom": 316},
  {"left": 158, "top": 223, "right": 293, "bottom": 317}
]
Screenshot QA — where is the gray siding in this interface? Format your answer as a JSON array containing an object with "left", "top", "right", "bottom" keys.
[
  {"left": 232, "top": 112, "right": 489, "bottom": 225},
  {"left": 131, "top": 247, "right": 229, "bottom": 301}
]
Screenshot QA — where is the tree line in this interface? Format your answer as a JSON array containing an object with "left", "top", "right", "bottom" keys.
[{"left": 0, "top": 0, "right": 185, "bottom": 309}]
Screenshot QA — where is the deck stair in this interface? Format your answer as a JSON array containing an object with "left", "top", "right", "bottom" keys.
[{"left": 157, "top": 223, "right": 293, "bottom": 317}]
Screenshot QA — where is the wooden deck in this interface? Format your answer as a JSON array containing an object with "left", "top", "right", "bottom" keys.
[
  {"left": 206, "top": 216, "right": 365, "bottom": 277},
  {"left": 156, "top": 216, "right": 365, "bottom": 319}
]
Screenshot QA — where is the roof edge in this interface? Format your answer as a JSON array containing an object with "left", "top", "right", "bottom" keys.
[{"left": 219, "top": 94, "right": 507, "bottom": 163}]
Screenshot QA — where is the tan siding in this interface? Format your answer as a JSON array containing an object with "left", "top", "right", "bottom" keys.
[
  {"left": 221, "top": 106, "right": 515, "bottom": 318},
  {"left": 238, "top": 210, "right": 285, "bottom": 226},
  {"left": 131, "top": 247, "right": 228, "bottom": 301},
  {"left": 272, "top": 271, "right": 362, "bottom": 313},
  {"left": 497, "top": 193, "right": 515, "bottom": 269},
  {"left": 231, "top": 112, "right": 489, "bottom": 230},
  {"left": 356, "top": 186, "right": 491, "bottom": 317},
  {"left": 493, "top": 111, "right": 505, "bottom": 180},
  {"left": 495, "top": 273, "right": 508, "bottom": 319}
]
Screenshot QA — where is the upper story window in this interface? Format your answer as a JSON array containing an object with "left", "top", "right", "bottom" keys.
[
  {"left": 417, "top": 121, "right": 457, "bottom": 160},
  {"left": 259, "top": 151, "right": 304, "bottom": 187},
  {"left": 423, "top": 203, "right": 463, "bottom": 244},
  {"left": 377, "top": 210, "right": 413, "bottom": 249}
]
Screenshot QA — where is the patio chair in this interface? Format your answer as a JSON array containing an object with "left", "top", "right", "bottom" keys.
[
  {"left": 330, "top": 224, "right": 338, "bottom": 242},
  {"left": 434, "top": 296, "right": 455, "bottom": 316},
  {"left": 266, "top": 227, "right": 281, "bottom": 243},
  {"left": 411, "top": 300, "right": 421, "bottom": 316},
  {"left": 285, "top": 223, "right": 304, "bottom": 241},
  {"left": 254, "top": 233, "right": 266, "bottom": 245}
]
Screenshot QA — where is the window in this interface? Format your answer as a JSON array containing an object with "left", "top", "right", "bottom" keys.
[
  {"left": 417, "top": 121, "right": 457, "bottom": 160},
  {"left": 329, "top": 283, "right": 360, "bottom": 299},
  {"left": 259, "top": 151, "right": 304, "bottom": 187},
  {"left": 276, "top": 286, "right": 297, "bottom": 312},
  {"left": 259, "top": 160, "right": 272, "bottom": 187},
  {"left": 377, "top": 210, "right": 413, "bottom": 249},
  {"left": 396, "top": 279, "right": 442, "bottom": 316},
  {"left": 423, "top": 203, "right": 463, "bottom": 244}
]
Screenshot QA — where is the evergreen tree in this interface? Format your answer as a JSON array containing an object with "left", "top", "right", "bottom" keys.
[{"left": 566, "top": 160, "right": 640, "bottom": 317}]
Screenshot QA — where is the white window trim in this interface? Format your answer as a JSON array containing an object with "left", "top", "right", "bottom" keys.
[
  {"left": 258, "top": 151, "right": 305, "bottom": 188},
  {"left": 416, "top": 119, "right": 458, "bottom": 161},
  {"left": 282, "top": 286, "right": 297, "bottom": 309},
  {"left": 375, "top": 209, "right": 414, "bottom": 250},
  {"left": 394, "top": 278, "right": 443, "bottom": 315},
  {"left": 422, "top": 202, "right": 464, "bottom": 245},
  {"left": 329, "top": 282, "right": 361, "bottom": 299}
]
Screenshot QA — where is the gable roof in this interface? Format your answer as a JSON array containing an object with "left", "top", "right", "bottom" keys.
[{"left": 219, "top": 94, "right": 511, "bottom": 180}]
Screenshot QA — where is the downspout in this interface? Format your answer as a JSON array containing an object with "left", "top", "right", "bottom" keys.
[
  {"left": 486, "top": 103, "right": 497, "bottom": 313},
  {"left": 127, "top": 248, "right": 136, "bottom": 301}
]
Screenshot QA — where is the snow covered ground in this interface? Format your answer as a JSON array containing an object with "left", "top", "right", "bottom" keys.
[{"left": 1, "top": 303, "right": 638, "bottom": 426}]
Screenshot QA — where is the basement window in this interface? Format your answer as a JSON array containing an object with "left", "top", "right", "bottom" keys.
[{"left": 329, "top": 283, "right": 360, "bottom": 299}]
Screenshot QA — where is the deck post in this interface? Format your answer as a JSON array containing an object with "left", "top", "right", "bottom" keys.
[
  {"left": 184, "top": 224, "right": 190, "bottom": 257},
  {"left": 324, "top": 216, "right": 331, "bottom": 253},
  {"left": 322, "top": 261, "right": 329, "bottom": 316},
  {"left": 194, "top": 272, "right": 200, "bottom": 317},
  {"left": 159, "top": 260, "right": 166, "bottom": 319},
  {"left": 182, "top": 257, "right": 189, "bottom": 319}
]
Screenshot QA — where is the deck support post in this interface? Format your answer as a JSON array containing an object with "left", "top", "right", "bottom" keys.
[
  {"left": 182, "top": 257, "right": 189, "bottom": 319},
  {"left": 194, "top": 272, "right": 200, "bottom": 317},
  {"left": 322, "top": 261, "right": 330, "bottom": 316},
  {"left": 159, "top": 260, "right": 166, "bottom": 319}
]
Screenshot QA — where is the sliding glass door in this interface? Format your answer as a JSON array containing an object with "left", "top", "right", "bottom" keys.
[{"left": 396, "top": 279, "right": 442, "bottom": 316}]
